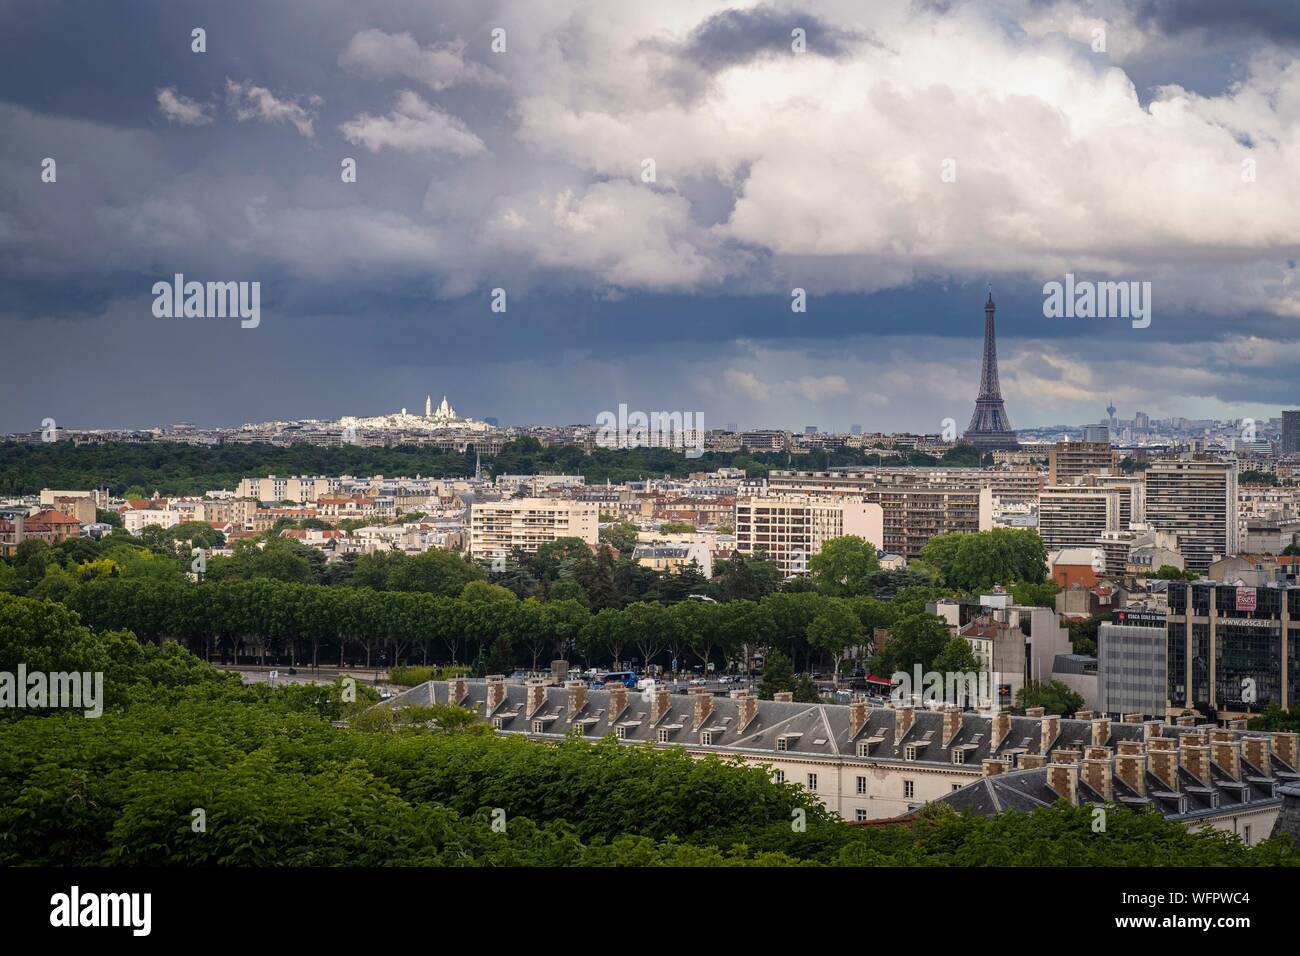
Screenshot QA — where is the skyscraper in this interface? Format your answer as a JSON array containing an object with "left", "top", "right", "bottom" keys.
[
  {"left": 1283, "top": 410, "right": 1300, "bottom": 456},
  {"left": 963, "top": 290, "right": 1019, "bottom": 451}
]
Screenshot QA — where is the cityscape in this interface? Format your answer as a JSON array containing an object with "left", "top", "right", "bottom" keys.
[{"left": 2, "top": 0, "right": 1298, "bottom": 935}]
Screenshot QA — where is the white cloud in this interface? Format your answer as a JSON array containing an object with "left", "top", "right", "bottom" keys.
[
  {"left": 339, "top": 91, "right": 485, "bottom": 156},
  {"left": 156, "top": 88, "right": 211, "bottom": 126},
  {"left": 340, "top": 29, "right": 503, "bottom": 91},
  {"left": 724, "top": 368, "right": 769, "bottom": 401},
  {"left": 225, "top": 79, "right": 319, "bottom": 138}
]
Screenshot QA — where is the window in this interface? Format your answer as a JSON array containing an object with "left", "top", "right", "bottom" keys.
[
  {"left": 492, "top": 716, "right": 504, "bottom": 730},
  {"left": 1244, "top": 825, "right": 1252, "bottom": 844},
  {"left": 807, "top": 773, "right": 818, "bottom": 790},
  {"left": 657, "top": 728, "right": 670, "bottom": 743},
  {"left": 903, "top": 780, "right": 915, "bottom": 799},
  {"left": 700, "top": 731, "right": 715, "bottom": 745},
  {"left": 616, "top": 725, "right": 628, "bottom": 740},
  {"left": 776, "top": 736, "right": 788, "bottom": 751},
  {"left": 952, "top": 784, "right": 961, "bottom": 791},
  {"left": 855, "top": 809, "right": 868, "bottom": 822},
  {"left": 856, "top": 776, "right": 867, "bottom": 795},
  {"left": 857, "top": 741, "right": 870, "bottom": 757},
  {"left": 531, "top": 720, "right": 544, "bottom": 734},
  {"left": 773, "top": 770, "right": 785, "bottom": 784},
  {"left": 904, "top": 745, "right": 918, "bottom": 761},
  {"left": 952, "top": 749, "right": 966, "bottom": 765}
]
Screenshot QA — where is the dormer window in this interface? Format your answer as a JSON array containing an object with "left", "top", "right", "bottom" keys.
[
  {"left": 492, "top": 716, "right": 504, "bottom": 730},
  {"left": 904, "top": 745, "right": 918, "bottom": 761},
  {"left": 776, "top": 736, "right": 788, "bottom": 751},
  {"left": 531, "top": 720, "right": 544, "bottom": 734},
  {"left": 701, "top": 731, "right": 715, "bottom": 746},
  {"left": 952, "top": 749, "right": 966, "bottom": 764},
  {"left": 857, "top": 741, "right": 870, "bottom": 758},
  {"left": 616, "top": 725, "right": 628, "bottom": 740},
  {"left": 657, "top": 728, "right": 670, "bottom": 743}
]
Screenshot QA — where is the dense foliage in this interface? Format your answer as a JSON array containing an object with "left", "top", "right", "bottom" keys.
[
  {"left": 0, "top": 592, "right": 1294, "bottom": 867},
  {"left": 0, "top": 439, "right": 992, "bottom": 497}
]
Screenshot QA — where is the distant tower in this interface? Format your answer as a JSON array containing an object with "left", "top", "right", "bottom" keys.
[
  {"left": 964, "top": 289, "right": 1019, "bottom": 451},
  {"left": 425, "top": 394, "right": 432, "bottom": 418},
  {"left": 1106, "top": 399, "right": 1117, "bottom": 428}
]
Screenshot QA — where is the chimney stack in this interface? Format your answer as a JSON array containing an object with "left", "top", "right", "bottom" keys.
[
  {"left": 1211, "top": 735, "right": 1241, "bottom": 781},
  {"left": 1115, "top": 752, "right": 1146, "bottom": 796},
  {"left": 1081, "top": 753, "right": 1113, "bottom": 801},
  {"left": 486, "top": 675, "right": 507, "bottom": 714},
  {"left": 608, "top": 684, "right": 629, "bottom": 721},
  {"left": 1241, "top": 736, "right": 1271, "bottom": 775},
  {"left": 1020, "top": 753, "right": 1046, "bottom": 769},
  {"left": 894, "top": 704, "right": 915, "bottom": 745},
  {"left": 447, "top": 676, "right": 468, "bottom": 705},
  {"left": 1143, "top": 720, "right": 1164, "bottom": 741},
  {"left": 1076, "top": 709, "right": 1095, "bottom": 721},
  {"left": 991, "top": 711, "right": 1011, "bottom": 749},
  {"left": 734, "top": 690, "right": 758, "bottom": 733},
  {"left": 1176, "top": 714, "right": 1197, "bottom": 727},
  {"left": 1180, "top": 741, "right": 1210, "bottom": 784},
  {"left": 1273, "top": 732, "right": 1299, "bottom": 769},
  {"left": 1038, "top": 715, "right": 1061, "bottom": 756},
  {"left": 1046, "top": 763, "right": 1079, "bottom": 804},
  {"left": 1026, "top": 706, "right": 1046, "bottom": 718},
  {"left": 651, "top": 685, "right": 671, "bottom": 724},
  {"left": 526, "top": 678, "right": 548, "bottom": 718},
  {"left": 1123, "top": 712, "right": 1144, "bottom": 724},
  {"left": 942, "top": 705, "right": 962, "bottom": 747},
  {"left": 691, "top": 687, "right": 713, "bottom": 729},
  {"left": 848, "top": 700, "right": 869, "bottom": 740},
  {"left": 773, "top": 691, "right": 793, "bottom": 703},
  {"left": 982, "top": 759, "right": 1007, "bottom": 776},
  {"left": 1147, "top": 739, "right": 1179, "bottom": 791},
  {"left": 566, "top": 680, "right": 588, "bottom": 718},
  {"left": 1091, "top": 717, "right": 1111, "bottom": 748}
]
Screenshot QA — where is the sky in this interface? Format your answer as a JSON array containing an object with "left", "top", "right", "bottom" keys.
[{"left": 2, "top": 0, "right": 1300, "bottom": 434}]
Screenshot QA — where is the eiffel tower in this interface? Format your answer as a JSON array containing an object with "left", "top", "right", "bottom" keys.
[{"left": 963, "top": 288, "right": 1019, "bottom": 451}]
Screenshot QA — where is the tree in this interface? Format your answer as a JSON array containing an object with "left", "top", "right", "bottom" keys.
[
  {"left": 920, "top": 529, "right": 1047, "bottom": 592},
  {"left": 600, "top": 521, "right": 639, "bottom": 556},
  {"left": 758, "top": 650, "right": 795, "bottom": 699},
  {"left": 806, "top": 600, "right": 863, "bottom": 673},
  {"left": 878, "top": 613, "right": 951, "bottom": 675},
  {"left": 932, "top": 637, "right": 980, "bottom": 676},
  {"left": 1010, "top": 581, "right": 1061, "bottom": 608},
  {"left": 1151, "top": 565, "right": 1195, "bottom": 581},
  {"left": 1015, "top": 679, "right": 1085, "bottom": 717},
  {"left": 808, "top": 536, "right": 880, "bottom": 597}
]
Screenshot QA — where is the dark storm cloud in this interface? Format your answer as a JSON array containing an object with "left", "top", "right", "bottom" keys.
[
  {"left": 1133, "top": 0, "right": 1300, "bottom": 46},
  {"left": 681, "top": 5, "right": 874, "bottom": 69}
]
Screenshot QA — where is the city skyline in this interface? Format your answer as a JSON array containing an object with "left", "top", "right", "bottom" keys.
[{"left": 4, "top": 2, "right": 1300, "bottom": 433}]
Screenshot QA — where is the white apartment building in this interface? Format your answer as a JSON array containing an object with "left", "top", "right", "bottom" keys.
[
  {"left": 1145, "top": 458, "right": 1239, "bottom": 572},
  {"left": 733, "top": 496, "right": 884, "bottom": 577},
  {"left": 235, "top": 475, "right": 347, "bottom": 504},
  {"left": 469, "top": 498, "right": 599, "bottom": 559},
  {"left": 123, "top": 509, "right": 181, "bottom": 535}
]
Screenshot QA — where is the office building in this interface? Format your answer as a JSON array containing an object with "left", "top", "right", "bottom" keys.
[
  {"left": 1283, "top": 410, "right": 1300, "bottom": 456},
  {"left": 1048, "top": 441, "right": 1117, "bottom": 485},
  {"left": 1099, "top": 609, "right": 1168, "bottom": 718}
]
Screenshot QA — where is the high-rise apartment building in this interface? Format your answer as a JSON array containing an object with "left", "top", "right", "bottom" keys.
[
  {"left": 1283, "top": 410, "right": 1300, "bottom": 456},
  {"left": 1048, "top": 441, "right": 1117, "bottom": 485},
  {"left": 1145, "top": 457, "right": 1238, "bottom": 571},
  {"left": 733, "top": 496, "right": 884, "bottom": 577},
  {"left": 468, "top": 499, "right": 599, "bottom": 559},
  {"left": 1038, "top": 485, "right": 1125, "bottom": 554},
  {"left": 1098, "top": 609, "right": 1168, "bottom": 718}
]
